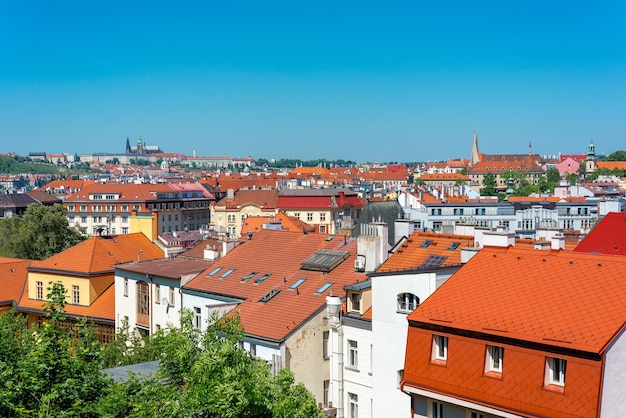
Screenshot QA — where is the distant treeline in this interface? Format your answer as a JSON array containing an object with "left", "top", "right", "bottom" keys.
[{"left": 0, "top": 156, "right": 61, "bottom": 175}]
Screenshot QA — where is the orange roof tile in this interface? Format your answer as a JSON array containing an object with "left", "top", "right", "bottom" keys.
[
  {"left": 0, "top": 258, "right": 31, "bottom": 305},
  {"left": 215, "top": 189, "right": 278, "bottom": 209},
  {"left": 183, "top": 230, "right": 366, "bottom": 343},
  {"left": 403, "top": 246, "right": 626, "bottom": 417},
  {"left": 377, "top": 232, "right": 472, "bottom": 273},
  {"left": 29, "top": 233, "right": 164, "bottom": 275},
  {"left": 408, "top": 246, "right": 626, "bottom": 353},
  {"left": 240, "top": 212, "right": 315, "bottom": 235}
]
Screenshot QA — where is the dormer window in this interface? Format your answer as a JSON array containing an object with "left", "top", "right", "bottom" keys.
[{"left": 349, "top": 292, "right": 361, "bottom": 313}]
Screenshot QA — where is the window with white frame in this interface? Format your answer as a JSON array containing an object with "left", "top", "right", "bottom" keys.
[
  {"left": 348, "top": 393, "right": 358, "bottom": 418},
  {"left": 72, "top": 285, "right": 80, "bottom": 304},
  {"left": 430, "top": 400, "right": 443, "bottom": 418},
  {"left": 545, "top": 356, "right": 566, "bottom": 386},
  {"left": 397, "top": 292, "right": 419, "bottom": 313},
  {"left": 349, "top": 292, "right": 361, "bottom": 313},
  {"left": 470, "top": 411, "right": 485, "bottom": 418},
  {"left": 194, "top": 307, "right": 202, "bottom": 329},
  {"left": 486, "top": 345, "right": 503, "bottom": 373},
  {"left": 36, "top": 281, "right": 43, "bottom": 299},
  {"left": 123, "top": 278, "right": 128, "bottom": 297},
  {"left": 323, "top": 380, "right": 329, "bottom": 408},
  {"left": 323, "top": 331, "right": 329, "bottom": 359},
  {"left": 432, "top": 335, "right": 448, "bottom": 362},
  {"left": 155, "top": 284, "right": 161, "bottom": 303},
  {"left": 169, "top": 286, "right": 175, "bottom": 307},
  {"left": 307, "top": 213, "right": 313, "bottom": 222},
  {"left": 320, "top": 213, "right": 326, "bottom": 222},
  {"left": 348, "top": 340, "right": 358, "bottom": 369}
]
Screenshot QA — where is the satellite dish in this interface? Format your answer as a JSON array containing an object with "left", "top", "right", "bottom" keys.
[{"left": 161, "top": 298, "right": 169, "bottom": 305}]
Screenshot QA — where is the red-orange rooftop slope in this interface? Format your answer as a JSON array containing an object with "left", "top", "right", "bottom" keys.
[
  {"left": 0, "top": 257, "right": 31, "bottom": 305},
  {"left": 404, "top": 246, "right": 626, "bottom": 417},
  {"left": 184, "top": 229, "right": 366, "bottom": 343},
  {"left": 574, "top": 212, "right": 626, "bottom": 256},
  {"left": 29, "top": 233, "right": 164, "bottom": 275}
]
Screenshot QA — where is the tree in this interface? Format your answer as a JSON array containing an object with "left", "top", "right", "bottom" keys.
[
  {"left": 546, "top": 167, "right": 561, "bottom": 184},
  {"left": 0, "top": 203, "right": 86, "bottom": 260},
  {"left": 605, "top": 150, "right": 626, "bottom": 161},
  {"left": 0, "top": 283, "right": 110, "bottom": 417},
  {"left": 481, "top": 173, "right": 497, "bottom": 196},
  {"left": 98, "top": 310, "right": 324, "bottom": 417}
]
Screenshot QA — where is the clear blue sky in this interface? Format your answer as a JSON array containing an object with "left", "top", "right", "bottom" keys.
[{"left": 1, "top": 1, "right": 625, "bottom": 163}]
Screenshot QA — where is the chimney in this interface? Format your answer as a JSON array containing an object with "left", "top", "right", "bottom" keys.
[{"left": 551, "top": 234, "right": 565, "bottom": 250}]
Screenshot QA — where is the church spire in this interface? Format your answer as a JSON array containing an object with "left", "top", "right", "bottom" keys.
[{"left": 470, "top": 130, "right": 480, "bottom": 166}]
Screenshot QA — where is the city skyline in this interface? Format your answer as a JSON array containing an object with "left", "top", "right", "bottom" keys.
[{"left": 1, "top": 2, "right": 625, "bottom": 162}]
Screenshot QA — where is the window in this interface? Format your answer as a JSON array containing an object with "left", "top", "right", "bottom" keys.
[
  {"left": 432, "top": 335, "right": 448, "bottom": 362},
  {"left": 294, "top": 212, "right": 300, "bottom": 219},
  {"left": 486, "top": 345, "right": 503, "bottom": 373},
  {"left": 470, "top": 412, "right": 485, "bottom": 418},
  {"left": 546, "top": 357, "right": 566, "bottom": 386},
  {"left": 348, "top": 393, "right": 358, "bottom": 418},
  {"left": 350, "top": 292, "right": 361, "bottom": 313},
  {"left": 290, "top": 278, "right": 306, "bottom": 289},
  {"left": 207, "top": 267, "right": 222, "bottom": 276},
  {"left": 155, "top": 284, "right": 161, "bottom": 303},
  {"left": 254, "top": 273, "right": 271, "bottom": 284},
  {"left": 220, "top": 268, "right": 235, "bottom": 278},
  {"left": 169, "top": 286, "right": 175, "bottom": 307},
  {"left": 323, "top": 331, "right": 329, "bottom": 359},
  {"left": 241, "top": 272, "right": 257, "bottom": 282},
  {"left": 323, "top": 380, "right": 330, "bottom": 408},
  {"left": 72, "top": 285, "right": 80, "bottom": 304},
  {"left": 307, "top": 213, "right": 313, "bottom": 222},
  {"left": 121, "top": 227, "right": 129, "bottom": 234},
  {"left": 397, "top": 293, "right": 419, "bottom": 313},
  {"left": 123, "top": 278, "right": 128, "bottom": 297},
  {"left": 137, "top": 281, "right": 149, "bottom": 316},
  {"left": 320, "top": 213, "right": 326, "bottom": 222},
  {"left": 121, "top": 205, "right": 128, "bottom": 211},
  {"left": 430, "top": 401, "right": 443, "bottom": 418},
  {"left": 348, "top": 340, "right": 358, "bottom": 369},
  {"left": 315, "top": 282, "right": 333, "bottom": 294},
  {"left": 80, "top": 205, "right": 87, "bottom": 212},
  {"left": 194, "top": 307, "right": 202, "bottom": 329},
  {"left": 36, "top": 281, "right": 43, "bottom": 299},
  {"left": 68, "top": 205, "right": 75, "bottom": 212},
  {"left": 319, "top": 225, "right": 326, "bottom": 234}
]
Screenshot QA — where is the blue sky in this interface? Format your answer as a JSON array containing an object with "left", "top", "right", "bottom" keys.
[{"left": 1, "top": 1, "right": 625, "bottom": 163}]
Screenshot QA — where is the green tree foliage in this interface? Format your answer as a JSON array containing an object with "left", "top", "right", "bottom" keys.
[
  {"left": 98, "top": 310, "right": 324, "bottom": 418},
  {"left": 481, "top": 173, "right": 497, "bottom": 196},
  {"left": 0, "top": 204, "right": 86, "bottom": 260},
  {"left": 0, "top": 283, "right": 109, "bottom": 417},
  {"left": 0, "top": 156, "right": 61, "bottom": 175},
  {"left": 605, "top": 150, "right": 626, "bottom": 161}
]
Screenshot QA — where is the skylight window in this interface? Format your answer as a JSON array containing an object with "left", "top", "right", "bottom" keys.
[
  {"left": 421, "top": 255, "right": 448, "bottom": 268},
  {"left": 301, "top": 249, "right": 349, "bottom": 272},
  {"left": 420, "top": 240, "right": 433, "bottom": 248},
  {"left": 241, "top": 272, "right": 258, "bottom": 282},
  {"left": 254, "top": 274, "right": 271, "bottom": 284},
  {"left": 259, "top": 289, "right": 280, "bottom": 303},
  {"left": 289, "top": 278, "right": 306, "bottom": 289},
  {"left": 207, "top": 267, "right": 222, "bottom": 276},
  {"left": 315, "top": 282, "right": 333, "bottom": 295},
  {"left": 447, "top": 242, "right": 461, "bottom": 251},
  {"left": 220, "top": 268, "right": 235, "bottom": 278}
]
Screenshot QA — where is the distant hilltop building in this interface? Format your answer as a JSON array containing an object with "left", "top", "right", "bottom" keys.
[{"left": 125, "top": 136, "right": 162, "bottom": 156}]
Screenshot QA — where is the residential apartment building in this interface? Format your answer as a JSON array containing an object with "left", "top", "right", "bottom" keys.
[
  {"left": 63, "top": 182, "right": 214, "bottom": 236},
  {"left": 278, "top": 188, "right": 363, "bottom": 235},
  {"left": 18, "top": 233, "right": 163, "bottom": 343},
  {"left": 210, "top": 189, "right": 279, "bottom": 238},
  {"left": 402, "top": 245, "right": 626, "bottom": 417}
]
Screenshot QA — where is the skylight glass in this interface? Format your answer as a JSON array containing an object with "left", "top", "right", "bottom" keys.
[
  {"left": 289, "top": 278, "right": 306, "bottom": 289},
  {"left": 241, "top": 272, "right": 258, "bottom": 282},
  {"left": 220, "top": 268, "right": 235, "bottom": 278},
  {"left": 421, "top": 255, "right": 448, "bottom": 268},
  {"left": 315, "top": 282, "right": 333, "bottom": 294},
  {"left": 254, "top": 274, "right": 271, "bottom": 284},
  {"left": 207, "top": 267, "right": 222, "bottom": 276},
  {"left": 447, "top": 242, "right": 461, "bottom": 251},
  {"left": 420, "top": 240, "right": 433, "bottom": 248}
]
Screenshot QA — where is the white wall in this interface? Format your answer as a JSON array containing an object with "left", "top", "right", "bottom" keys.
[
  {"left": 601, "top": 327, "right": 626, "bottom": 417},
  {"left": 371, "top": 272, "right": 436, "bottom": 418},
  {"left": 342, "top": 321, "right": 373, "bottom": 418},
  {"left": 181, "top": 292, "right": 238, "bottom": 333}
]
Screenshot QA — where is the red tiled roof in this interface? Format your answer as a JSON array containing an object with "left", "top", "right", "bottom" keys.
[
  {"left": 29, "top": 233, "right": 164, "bottom": 275},
  {"left": 403, "top": 246, "right": 626, "bottom": 417},
  {"left": 597, "top": 161, "right": 626, "bottom": 170},
  {"left": 215, "top": 189, "right": 278, "bottom": 209},
  {"left": 183, "top": 230, "right": 366, "bottom": 342},
  {"left": 574, "top": 212, "right": 626, "bottom": 255},
  {"left": 241, "top": 212, "right": 315, "bottom": 235},
  {"left": 377, "top": 232, "right": 472, "bottom": 272},
  {"left": 0, "top": 258, "right": 31, "bottom": 305}
]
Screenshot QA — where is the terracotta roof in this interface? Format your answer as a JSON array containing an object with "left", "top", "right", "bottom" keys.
[
  {"left": 183, "top": 229, "right": 366, "bottom": 343},
  {"left": 278, "top": 189, "right": 363, "bottom": 210},
  {"left": 29, "top": 233, "right": 164, "bottom": 275},
  {"left": 420, "top": 173, "right": 468, "bottom": 181},
  {"left": 215, "top": 189, "right": 278, "bottom": 209},
  {"left": 407, "top": 246, "right": 626, "bottom": 353},
  {"left": 116, "top": 257, "right": 214, "bottom": 279},
  {"left": 240, "top": 212, "right": 315, "bottom": 235},
  {"left": 378, "top": 232, "right": 471, "bottom": 273},
  {"left": 574, "top": 212, "right": 626, "bottom": 255},
  {"left": 597, "top": 161, "right": 626, "bottom": 170},
  {"left": 0, "top": 258, "right": 31, "bottom": 305}
]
